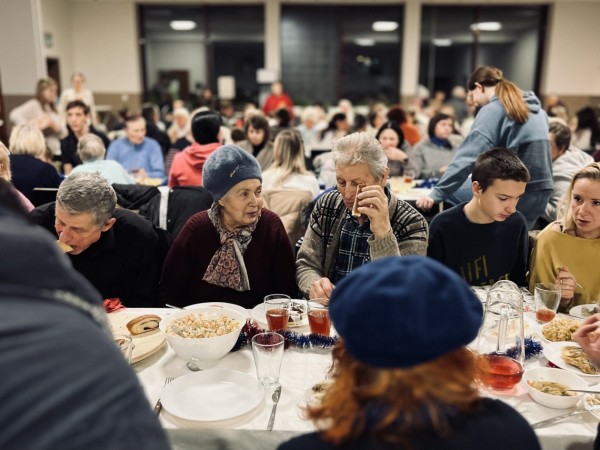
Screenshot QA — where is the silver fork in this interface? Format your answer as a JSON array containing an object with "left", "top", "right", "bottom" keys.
[{"left": 154, "top": 377, "right": 174, "bottom": 415}]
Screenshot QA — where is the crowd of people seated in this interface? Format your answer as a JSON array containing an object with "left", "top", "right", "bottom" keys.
[{"left": 2, "top": 67, "right": 600, "bottom": 448}]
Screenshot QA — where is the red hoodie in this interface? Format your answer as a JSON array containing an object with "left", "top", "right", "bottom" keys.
[{"left": 168, "top": 142, "right": 221, "bottom": 187}]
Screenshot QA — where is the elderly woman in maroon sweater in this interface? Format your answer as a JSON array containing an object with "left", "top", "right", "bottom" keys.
[{"left": 160, "top": 144, "right": 297, "bottom": 308}]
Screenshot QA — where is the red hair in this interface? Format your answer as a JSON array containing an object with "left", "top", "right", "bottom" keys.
[{"left": 305, "top": 341, "right": 482, "bottom": 445}]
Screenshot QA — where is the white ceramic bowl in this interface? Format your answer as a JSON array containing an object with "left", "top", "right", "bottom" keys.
[
  {"left": 160, "top": 308, "right": 245, "bottom": 366},
  {"left": 523, "top": 367, "right": 587, "bottom": 409}
]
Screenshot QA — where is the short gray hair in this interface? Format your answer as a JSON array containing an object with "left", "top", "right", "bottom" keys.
[
  {"left": 77, "top": 134, "right": 106, "bottom": 162},
  {"left": 57, "top": 172, "right": 117, "bottom": 227},
  {"left": 332, "top": 132, "right": 388, "bottom": 179}
]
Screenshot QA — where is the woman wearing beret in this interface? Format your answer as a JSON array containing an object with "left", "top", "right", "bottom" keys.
[
  {"left": 280, "top": 256, "right": 540, "bottom": 450},
  {"left": 160, "top": 144, "right": 297, "bottom": 309}
]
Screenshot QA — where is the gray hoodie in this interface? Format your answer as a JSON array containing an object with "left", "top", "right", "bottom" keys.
[{"left": 543, "top": 147, "right": 594, "bottom": 222}]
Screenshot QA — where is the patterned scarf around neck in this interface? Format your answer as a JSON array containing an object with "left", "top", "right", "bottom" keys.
[{"left": 203, "top": 202, "right": 260, "bottom": 291}]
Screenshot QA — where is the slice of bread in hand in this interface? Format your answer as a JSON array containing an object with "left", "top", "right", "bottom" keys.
[{"left": 57, "top": 240, "right": 73, "bottom": 253}]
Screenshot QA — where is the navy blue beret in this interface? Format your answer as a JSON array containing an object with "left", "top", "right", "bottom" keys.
[
  {"left": 202, "top": 144, "right": 262, "bottom": 201},
  {"left": 329, "top": 256, "right": 483, "bottom": 368}
]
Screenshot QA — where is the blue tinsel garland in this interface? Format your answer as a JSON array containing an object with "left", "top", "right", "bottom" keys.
[
  {"left": 231, "top": 320, "right": 337, "bottom": 352},
  {"left": 505, "top": 337, "right": 543, "bottom": 360}
]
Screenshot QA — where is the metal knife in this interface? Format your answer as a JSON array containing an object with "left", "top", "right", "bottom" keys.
[
  {"left": 531, "top": 410, "right": 587, "bottom": 429},
  {"left": 267, "top": 386, "right": 282, "bottom": 431}
]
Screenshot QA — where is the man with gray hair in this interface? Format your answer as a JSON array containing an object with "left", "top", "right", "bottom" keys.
[
  {"left": 69, "top": 134, "right": 135, "bottom": 184},
  {"left": 31, "top": 172, "right": 164, "bottom": 307},
  {"left": 296, "top": 132, "right": 428, "bottom": 300}
]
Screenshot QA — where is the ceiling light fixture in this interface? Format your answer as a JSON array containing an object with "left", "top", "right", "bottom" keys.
[
  {"left": 170, "top": 20, "right": 197, "bottom": 31},
  {"left": 470, "top": 22, "right": 502, "bottom": 32},
  {"left": 432, "top": 38, "right": 452, "bottom": 47},
  {"left": 372, "top": 21, "right": 398, "bottom": 32},
  {"left": 354, "top": 38, "right": 376, "bottom": 47}
]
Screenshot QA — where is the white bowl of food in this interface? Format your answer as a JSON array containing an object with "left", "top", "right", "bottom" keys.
[
  {"left": 523, "top": 367, "right": 587, "bottom": 409},
  {"left": 160, "top": 308, "right": 246, "bottom": 366}
]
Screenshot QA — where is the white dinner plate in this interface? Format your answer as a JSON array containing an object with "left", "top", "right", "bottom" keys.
[
  {"left": 543, "top": 341, "right": 600, "bottom": 379},
  {"left": 569, "top": 304, "right": 600, "bottom": 319},
  {"left": 184, "top": 302, "right": 249, "bottom": 319},
  {"left": 251, "top": 300, "right": 308, "bottom": 328},
  {"left": 161, "top": 369, "right": 264, "bottom": 422}
]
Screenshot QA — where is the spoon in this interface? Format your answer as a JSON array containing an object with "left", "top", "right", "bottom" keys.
[
  {"left": 165, "top": 304, "right": 183, "bottom": 310},
  {"left": 267, "top": 386, "right": 282, "bottom": 431},
  {"left": 187, "top": 361, "right": 202, "bottom": 372}
]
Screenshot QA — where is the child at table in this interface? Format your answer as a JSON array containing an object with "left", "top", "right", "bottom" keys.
[{"left": 427, "top": 147, "right": 530, "bottom": 286}]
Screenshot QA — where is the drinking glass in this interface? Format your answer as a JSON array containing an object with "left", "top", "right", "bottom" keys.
[
  {"left": 307, "top": 301, "right": 331, "bottom": 336},
  {"left": 534, "top": 282, "right": 562, "bottom": 324},
  {"left": 475, "top": 280, "right": 525, "bottom": 391},
  {"left": 114, "top": 334, "right": 135, "bottom": 364},
  {"left": 264, "top": 294, "right": 291, "bottom": 332},
  {"left": 252, "top": 332, "right": 285, "bottom": 387},
  {"left": 404, "top": 169, "right": 416, "bottom": 184}
]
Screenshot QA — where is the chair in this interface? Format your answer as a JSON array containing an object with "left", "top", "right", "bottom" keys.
[
  {"left": 30, "top": 188, "right": 58, "bottom": 207},
  {"left": 262, "top": 188, "right": 313, "bottom": 246},
  {"left": 139, "top": 186, "right": 213, "bottom": 240}
]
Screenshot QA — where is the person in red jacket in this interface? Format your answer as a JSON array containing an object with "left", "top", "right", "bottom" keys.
[
  {"left": 262, "top": 81, "right": 294, "bottom": 120},
  {"left": 168, "top": 111, "right": 222, "bottom": 187}
]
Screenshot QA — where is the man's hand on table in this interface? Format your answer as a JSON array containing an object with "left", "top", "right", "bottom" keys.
[{"left": 309, "top": 277, "right": 334, "bottom": 303}]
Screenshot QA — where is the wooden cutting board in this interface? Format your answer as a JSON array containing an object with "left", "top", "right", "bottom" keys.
[{"left": 108, "top": 311, "right": 166, "bottom": 363}]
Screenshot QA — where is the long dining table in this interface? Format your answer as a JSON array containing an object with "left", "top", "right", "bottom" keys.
[{"left": 124, "top": 306, "right": 598, "bottom": 450}]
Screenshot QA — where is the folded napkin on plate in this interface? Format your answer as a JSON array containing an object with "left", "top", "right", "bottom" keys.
[{"left": 103, "top": 298, "right": 126, "bottom": 313}]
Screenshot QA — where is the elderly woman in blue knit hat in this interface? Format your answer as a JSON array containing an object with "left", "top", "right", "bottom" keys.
[
  {"left": 160, "top": 144, "right": 297, "bottom": 308},
  {"left": 281, "top": 256, "right": 540, "bottom": 450}
]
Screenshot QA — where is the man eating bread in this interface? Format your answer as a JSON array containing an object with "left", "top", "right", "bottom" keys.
[{"left": 31, "top": 172, "right": 166, "bottom": 307}]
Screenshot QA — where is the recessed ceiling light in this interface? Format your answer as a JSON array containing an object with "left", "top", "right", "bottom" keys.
[
  {"left": 470, "top": 22, "right": 502, "bottom": 32},
  {"left": 372, "top": 21, "right": 398, "bottom": 32},
  {"left": 354, "top": 38, "right": 376, "bottom": 47},
  {"left": 170, "top": 20, "right": 197, "bottom": 31},
  {"left": 432, "top": 38, "right": 452, "bottom": 47}
]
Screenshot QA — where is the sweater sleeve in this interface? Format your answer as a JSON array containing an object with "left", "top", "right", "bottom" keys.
[
  {"left": 159, "top": 217, "right": 199, "bottom": 307},
  {"left": 264, "top": 212, "right": 298, "bottom": 297},
  {"left": 426, "top": 215, "right": 445, "bottom": 262},
  {"left": 147, "top": 140, "right": 166, "bottom": 179},
  {"left": 296, "top": 202, "right": 328, "bottom": 298},
  {"left": 510, "top": 216, "right": 529, "bottom": 286},
  {"left": 430, "top": 127, "right": 495, "bottom": 202},
  {"left": 389, "top": 201, "right": 429, "bottom": 256}
]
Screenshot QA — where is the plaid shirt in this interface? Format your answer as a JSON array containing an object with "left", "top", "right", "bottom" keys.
[{"left": 331, "top": 211, "right": 372, "bottom": 283}]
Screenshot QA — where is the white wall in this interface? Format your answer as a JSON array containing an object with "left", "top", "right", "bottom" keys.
[
  {"left": 145, "top": 38, "right": 206, "bottom": 92},
  {"left": 41, "top": 0, "right": 73, "bottom": 89},
  {"left": 0, "top": 0, "right": 45, "bottom": 95},
  {"left": 543, "top": 1, "right": 600, "bottom": 95},
  {"left": 70, "top": 1, "right": 140, "bottom": 94}
]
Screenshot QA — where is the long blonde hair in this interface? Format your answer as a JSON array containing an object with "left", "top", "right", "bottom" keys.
[
  {"left": 270, "top": 129, "right": 309, "bottom": 185},
  {"left": 35, "top": 78, "right": 58, "bottom": 113},
  {"left": 467, "top": 66, "right": 529, "bottom": 124},
  {"left": 558, "top": 162, "right": 600, "bottom": 233}
]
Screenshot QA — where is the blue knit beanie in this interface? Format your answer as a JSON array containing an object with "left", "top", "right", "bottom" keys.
[
  {"left": 202, "top": 144, "right": 262, "bottom": 201},
  {"left": 329, "top": 256, "right": 483, "bottom": 368}
]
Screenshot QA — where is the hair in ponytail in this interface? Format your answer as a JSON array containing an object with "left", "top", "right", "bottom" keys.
[{"left": 467, "top": 66, "right": 529, "bottom": 124}]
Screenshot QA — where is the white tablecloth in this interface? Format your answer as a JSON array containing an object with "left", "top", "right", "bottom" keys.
[{"left": 128, "top": 308, "right": 597, "bottom": 450}]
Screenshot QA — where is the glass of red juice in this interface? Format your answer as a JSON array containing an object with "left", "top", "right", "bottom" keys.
[
  {"left": 307, "top": 300, "right": 331, "bottom": 336},
  {"left": 534, "top": 283, "right": 561, "bottom": 324},
  {"left": 264, "top": 295, "right": 291, "bottom": 332},
  {"left": 478, "top": 353, "right": 524, "bottom": 391}
]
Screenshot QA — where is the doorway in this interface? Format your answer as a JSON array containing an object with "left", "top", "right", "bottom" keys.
[{"left": 46, "top": 58, "right": 61, "bottom": 91}]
